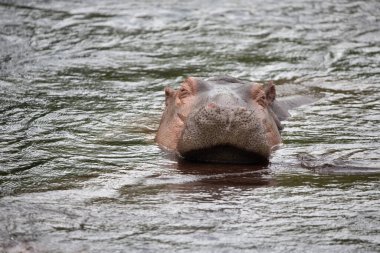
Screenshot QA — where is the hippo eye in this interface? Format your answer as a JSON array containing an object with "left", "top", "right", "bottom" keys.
[
  {"left": 178, "top": 87, "right": 191, "bottom": 99},
  {"left": 258, "top": 95, "right": 267, "bottom": 107}
]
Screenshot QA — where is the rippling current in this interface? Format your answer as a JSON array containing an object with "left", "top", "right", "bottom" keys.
[{"left": 0, "top": 0, "right": 379, "bottom": 252}]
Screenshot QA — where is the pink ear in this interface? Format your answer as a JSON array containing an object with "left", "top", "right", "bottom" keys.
[
  {"left": 264, "top": 81, "right": 276, "bottom": 104},
  {"left": 164, "top": 86, "right": 175, "bottom": 106}
]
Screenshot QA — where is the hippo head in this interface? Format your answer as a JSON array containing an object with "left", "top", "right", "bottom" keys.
[{"left": 155, "top": 76, "right": 282, "bottom": 163}]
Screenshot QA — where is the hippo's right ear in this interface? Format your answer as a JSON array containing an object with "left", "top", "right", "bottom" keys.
[
  {"left": 264, "top": 81, "right": 276, "bottom": 105},
  {"left": 164, "top": 86, "right": 176, "bottom": 106}
]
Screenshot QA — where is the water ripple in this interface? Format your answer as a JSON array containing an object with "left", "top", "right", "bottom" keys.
[{"left": 1, "top": 0, "right": 380, "bottom": 252}]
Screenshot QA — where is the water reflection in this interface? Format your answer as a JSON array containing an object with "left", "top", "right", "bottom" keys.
[
  {"left": 116, "top": 160, "right": 275, "bottom": 201},
  {"left": 176, "top": 160, "right": 274, "bottom": 188}
]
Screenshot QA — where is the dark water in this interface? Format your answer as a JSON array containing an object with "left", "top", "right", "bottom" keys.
[{"left": 1, "top": 0, "right": 379, "bottom": 252}]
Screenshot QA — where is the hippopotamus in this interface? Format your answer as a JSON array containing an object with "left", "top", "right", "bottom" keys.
[{"left": 155, "top": 76, "right": 312, "bottom": 164}]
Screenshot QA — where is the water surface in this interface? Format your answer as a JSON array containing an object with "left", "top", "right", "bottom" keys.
[{"left": 0, "top": 0, "right": 379, "bottom": 252}]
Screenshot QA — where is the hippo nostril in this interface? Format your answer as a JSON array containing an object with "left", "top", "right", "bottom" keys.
[{"left": 206, "top": 103, "right": 218, "bottom": 109}]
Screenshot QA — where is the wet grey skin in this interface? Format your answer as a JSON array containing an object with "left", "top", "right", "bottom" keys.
[{"left": 175, "top": 76, "right": 311, "bottom": 164}]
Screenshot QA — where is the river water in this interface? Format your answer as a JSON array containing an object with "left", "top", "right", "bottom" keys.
[{"left": 0, "top": 0, "right": 379, "bottom": 252}]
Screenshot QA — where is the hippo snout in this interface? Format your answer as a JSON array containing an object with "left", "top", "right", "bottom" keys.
[
  {"left": 193, "top": 103, "right": 255, "bottom": 131},
  {"left": 196, "top": 92, "right": 252, "bottom": 127},
  {"left": 177, "top": 101, "right": 270, "bottom": 162},
  {"left": 208, "top": 91, "right": 247, "bottom": 108},
  {"left": 155, "top": 76, "right": 289, "bottom": 163}
]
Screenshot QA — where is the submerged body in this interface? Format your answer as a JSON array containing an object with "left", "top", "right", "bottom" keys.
[{"left": 156, "top": 76, "right": 311, "bottom": 163}]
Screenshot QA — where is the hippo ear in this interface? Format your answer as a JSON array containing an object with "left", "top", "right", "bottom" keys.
[
  {"left": 264, "top": 81, "right": 276, "bottom": 105},
  {"left": 164, "top": 86, "right": 176, "bottom": 106}
]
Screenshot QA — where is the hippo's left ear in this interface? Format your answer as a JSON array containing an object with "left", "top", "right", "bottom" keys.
[
  {"left": 164, "top": 86, "right": 176, "bottom": 106},
  {"left": 264, "top": 81, "right": 276, "bottom": 105}
]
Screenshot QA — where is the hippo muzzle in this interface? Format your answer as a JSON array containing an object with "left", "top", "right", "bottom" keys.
[
  {"left": 177, "top": 93, "right": 271, "bottom": 163},
  {"left": 155, "top": 76, "right": 284, "bottom": 164}
]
